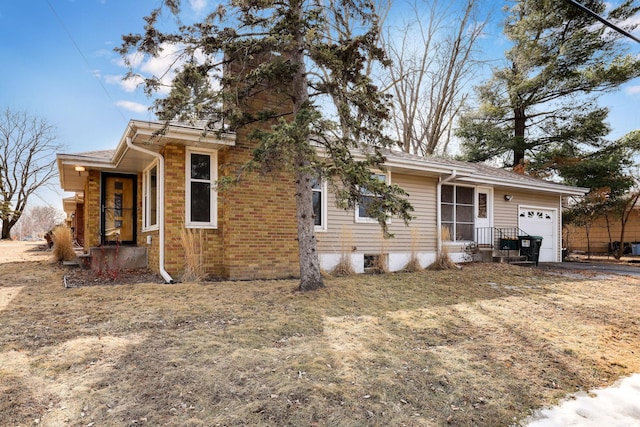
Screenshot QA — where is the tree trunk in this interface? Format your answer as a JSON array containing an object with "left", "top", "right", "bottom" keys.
[
  {"left": 291, "top": 0, "right": 323, "bottom": 291},
  {"left": 295, "top": 165, "right": 323, "bottom": 291},
  {"left": 615, "top": 192, "right": 640, "bottom": 260},
  {"left": 1, "top": 220, "right": 11, "bottom": 240},
  {"left": 513, "top": 106, "right": 526, "bottom": 168}
]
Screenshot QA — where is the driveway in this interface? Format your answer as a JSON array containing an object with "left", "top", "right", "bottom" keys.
[{"left": 541, "top": 260, "right": 640, "bottom": 278}]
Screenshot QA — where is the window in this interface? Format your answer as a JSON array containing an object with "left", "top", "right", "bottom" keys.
[
  {"left": 311, "top": 178, "right": 327, "bottom": 232},
  {"left": 186, "top": 148, "right": 218, "bottom": 228},
  {"left": 478, "top": 193, "right": 487, "bottom": 219},
  {"left": 356, "top": 173, "right": 388, "bottom": 222},
  {"left": 441, "top": 185, "right": 474, "bottom": 241},
  {"left": 142, "top": 162, "right": 158, "bottom": 230}
]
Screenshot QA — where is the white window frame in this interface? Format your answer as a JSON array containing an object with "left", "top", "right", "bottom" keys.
[
  {"left": 185, "top": 147, "right": 218, "bottom": 228},
  {"left": 355, "top": 172, "right": 390, "bottom": 223},
  {"left": 142, "top": 161, "right": 159, "bottom": 231},
  {"left": 312, "top": 178, "right": 327, "bottom": 232},
  {"left": 441, "top": 184, "right": 475, "bottom": 243}
]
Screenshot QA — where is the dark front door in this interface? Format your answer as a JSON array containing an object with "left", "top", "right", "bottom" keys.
[{"left": 102, "top": 174, "right": 137, "bottom": 245}]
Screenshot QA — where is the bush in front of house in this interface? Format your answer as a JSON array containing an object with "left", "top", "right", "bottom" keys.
[{"left": 51, "top": 225, "right": 76, "bottom": 262}]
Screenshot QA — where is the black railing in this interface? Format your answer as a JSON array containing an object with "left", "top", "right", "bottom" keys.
[{"left": 476, "top": 227, "right": 530, "bottom": 258}]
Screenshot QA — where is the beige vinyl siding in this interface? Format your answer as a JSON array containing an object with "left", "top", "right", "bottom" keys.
[
  {"left": 318, "top": 177, "right": 565, "bottom": 261},
  {"left": 317, "top": 173, "right": 438, "bottom": 254},
  {"left": 493, "top": 187, "right": 562, "bottom": 259}
]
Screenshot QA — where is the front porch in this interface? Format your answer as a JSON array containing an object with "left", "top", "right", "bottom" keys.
[
  {"left": 475, "top": 227, "right": 539, "bottom": 266},
  {"left": 77, "top": 245, "right": 148, "bottom": 272}
]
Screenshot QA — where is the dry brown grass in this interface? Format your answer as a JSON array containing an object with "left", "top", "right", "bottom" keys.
[
  {"left": 404, "top": 228, "right": 423, "bottom": 272},
  {"left": 332, "top": 227, "right": 356, "bottom": 276},
  {"left": 50, "top": 225, "right": 76, "bottom": 262},
  {"left": 180, "top": 227, "right": 206, "bottom": 282},
  {"left": 428, "top": 226, "right": 458, "bottom": 271},
  {"left": 2, "top": 241, "right": 640, "bottom": 426}
]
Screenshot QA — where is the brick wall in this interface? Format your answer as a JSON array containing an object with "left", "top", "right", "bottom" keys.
[
  {"left": 83, "top": 170, "right": 101, "bottom": 250},
  {"left": 219, "top": 57, "right": 300, "bottom": 279},
  {"left": 161, "top": 144, "right": 225, "bottom": 279}
]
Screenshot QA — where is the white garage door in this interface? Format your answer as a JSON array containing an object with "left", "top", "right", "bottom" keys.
[{"left": 518, "top": 207, "right": 557, "bottom": 263}]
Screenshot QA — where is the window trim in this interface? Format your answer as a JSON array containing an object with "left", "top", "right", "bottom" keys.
[
  {"left": 312, "top": 178, "right": 327, "bottom": 232},
  {"left": 355, "top": 172, "right": 390, "bottom": 224},
  {"left": 142, "top": 161, "right": 159, "bottom": 232},
  {"left": 185, "top": 147, "right": 218, "bottom": 229},
  {"left": 441, "top": 184, "right": 475, "bottom": 243}
]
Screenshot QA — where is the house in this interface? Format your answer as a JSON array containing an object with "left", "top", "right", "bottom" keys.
[
  {"left": 564, "top": 204, "right": 640, "bottom": 254},
  {"left": 56, "top": 113, "right": 588, "bottom": 282}
]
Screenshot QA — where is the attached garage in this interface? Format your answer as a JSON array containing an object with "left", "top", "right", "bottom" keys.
[{"left": 518, "top": 206, "right": 557, "bottom": 262}]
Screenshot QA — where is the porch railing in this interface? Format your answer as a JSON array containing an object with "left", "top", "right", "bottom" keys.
[{"left": 476, "top": 227, "right": 530, "bottom": 258}]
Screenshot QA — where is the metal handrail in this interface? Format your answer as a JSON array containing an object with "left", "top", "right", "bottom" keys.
[{"left": 476, "top": 227, "right": 530, "bottom": 258}]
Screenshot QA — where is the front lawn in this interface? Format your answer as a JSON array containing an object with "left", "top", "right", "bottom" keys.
[{"left": 1, "top": 249, "right": 639, "bottom": 426}]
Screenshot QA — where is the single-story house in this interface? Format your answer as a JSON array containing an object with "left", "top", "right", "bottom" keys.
[
  {"left": 56, "top": 113, "right": 588, "bottom": 282},
  {"left": 564, "top": 204, "right": 640, "bottom": 254}
]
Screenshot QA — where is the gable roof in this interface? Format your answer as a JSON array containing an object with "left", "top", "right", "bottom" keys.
[
  {"left": 381, "top": 149, "right": 588, "bottom": 197},
  {"left": 57, "top": 120, "right": 587, "bottom": 197},
  {"left": 57, "top": 120, "right": 235, "bottom": 192}
]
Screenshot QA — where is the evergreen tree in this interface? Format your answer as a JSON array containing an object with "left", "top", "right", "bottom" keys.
[
  {"left": 118, "top": 0, "right": 413, "bottom": 291},
  {"left": 456, "top": 0, "right": 640, "bottom": 172}
]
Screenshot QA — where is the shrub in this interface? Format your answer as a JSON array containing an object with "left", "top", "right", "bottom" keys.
[
  {"left": 51, "top": 225, "right": 76, "bottom": 262},
  {"left": 332, "top": 227, "right": 355, "bottom": 276},
  {"left": 404, "top": 228, "right": 423, "bottom": 272},
  {"left": 427, "top": 226, "right": 458, "bottom": 271},
  {"left": 180, "top": 227, "right": 206, "bottom": 282}
]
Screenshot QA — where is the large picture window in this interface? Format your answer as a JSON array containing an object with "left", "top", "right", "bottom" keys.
[
  {"left": 186, "top": 148, "right": 217, "bottom": 228},
  {"left": 441, "top": 184, "right": 474, "bottom": 241},
  {"left": 142, "top": 162, "right": 158, "bottom": 230}
]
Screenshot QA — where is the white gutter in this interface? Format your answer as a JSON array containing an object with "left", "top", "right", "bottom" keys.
[
  {"left": 436, "top": 170, "right": 457, "bottom": 255},
  {"left": 125, "top": 135, "right": 174, "bottom": 284}
]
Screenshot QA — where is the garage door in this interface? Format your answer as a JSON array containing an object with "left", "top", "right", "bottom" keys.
[{"left": 518, "top": 207, "right": 556, "bottom": 263}]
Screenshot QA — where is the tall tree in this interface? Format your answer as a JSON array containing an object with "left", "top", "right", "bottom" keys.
[
  {"left": 456, "top": 0, "right": 640, "bottom": 171},
  {"left": 0, "top": 108, "right": 62, "bottom": 240},
  {"left": 562, "top": 130, "right": 640, "bottom": 258},
  {"left": 382, "top": 0, "right": 487, "bottom": 156},
  {"left": 118, "top": 0, "right": 413, "bottom": 291}
]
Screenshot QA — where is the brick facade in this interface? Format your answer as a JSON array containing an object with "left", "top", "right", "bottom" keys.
[
  {"left": 78, "top": 55, "right": 300, "bottom": 280},
  {"left": 83, "top": 170, "right": 101, "bottom": 250}
]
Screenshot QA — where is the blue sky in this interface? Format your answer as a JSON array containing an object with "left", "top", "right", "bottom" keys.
[{"left": 0, "top": 0, "right": 639, "bottom": 209}]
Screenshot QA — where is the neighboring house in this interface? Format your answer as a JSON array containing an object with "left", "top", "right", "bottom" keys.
[
  {"left": 564, "top": 205, "right": 640, "bottom": 254},
  {"left": 56, "top": 115, "right": 587, "bottom": 282}
]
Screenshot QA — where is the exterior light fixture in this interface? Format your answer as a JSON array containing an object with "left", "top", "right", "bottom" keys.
[{"left": 504, "top": 194, "right": 513, "bottom": 201}]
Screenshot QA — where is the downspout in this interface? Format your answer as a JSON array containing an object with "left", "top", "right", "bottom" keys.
[
  {"left": 126, "top": 136, "right": 174, "bottom": 283},
  {"left": 436, "top": 170, "right": 457, "bottom": 255}
]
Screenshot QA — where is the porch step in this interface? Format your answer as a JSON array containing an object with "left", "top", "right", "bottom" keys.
[
  {"left": 492, "top": 255, "right": 536, "bottom": 267},
  {"left": 62, "top": 260, "right": 80, "bottom": 267}
]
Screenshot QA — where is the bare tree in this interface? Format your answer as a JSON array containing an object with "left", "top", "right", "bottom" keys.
[
  {"left": 0, "top": 108, "right": 62, "bottom": 239},
  {"left": 13, "top": 205, "right": 65, "bottom": 240},
  {"left": 382, "top": 0, "right": 486, "bottom": 156}
]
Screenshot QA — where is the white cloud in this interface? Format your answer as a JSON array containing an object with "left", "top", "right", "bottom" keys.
[
  {"left": 625, "top": 86, "right": 640, "bottom": 96},
  {"left": 189, "top": 0, "right": 207, "bottom": 13},
  {"left": 105, "top": 74, "right": 145, "bottom": 93},
  {"left": 116, "top": 100, "right": 149, "bottom": 113}
]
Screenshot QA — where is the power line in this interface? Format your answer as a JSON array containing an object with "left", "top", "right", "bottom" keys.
[
  {"left": 45, "top": 0, "right": 131, "bottom": 123},
  {"left": 563, "top": 0, "right": 640, "bottom": 43}
]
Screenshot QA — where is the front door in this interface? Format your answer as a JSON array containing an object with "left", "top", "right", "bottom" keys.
[
  {"left": 475, "top": 187, "right": 493, "bottom": 245},
  {"left": 102, "top": 174, "right": 136, "bottom": 245}
]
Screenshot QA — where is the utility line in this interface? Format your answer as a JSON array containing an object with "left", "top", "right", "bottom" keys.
[
  {"left": 562, "top": 0, "right": 640, "bottom": 43},
  {"left": 45, "top": 0, "right": 131, "bottom": 123}
]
